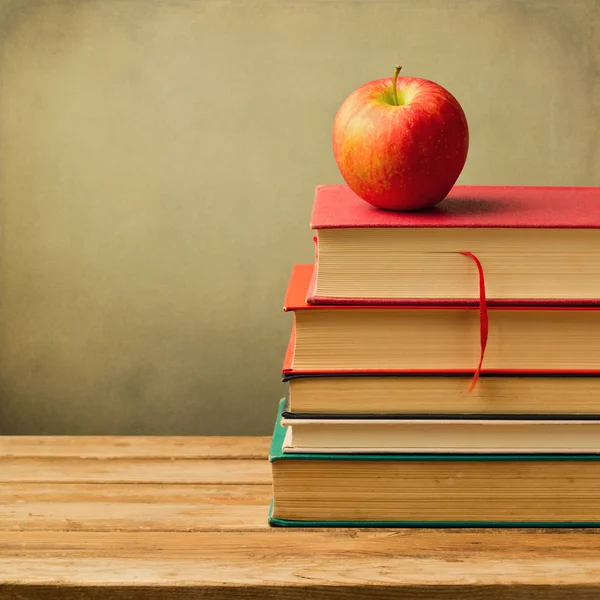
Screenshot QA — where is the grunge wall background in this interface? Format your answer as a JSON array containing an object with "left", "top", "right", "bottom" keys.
[{"left": 0, "top": 0, "right": 598, "bottom": 434}]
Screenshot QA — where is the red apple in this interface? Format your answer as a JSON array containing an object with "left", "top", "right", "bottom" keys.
[{"left": 332, "top": 66, "right": 469, "bottom": 211}]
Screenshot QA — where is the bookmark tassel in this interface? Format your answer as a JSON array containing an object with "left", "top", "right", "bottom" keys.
[
  {"left": 459, "top": 252, "right": 488, "bottom": 392},
  {"left": 313, "top": 235, "right": 319, "bottom": 261}
]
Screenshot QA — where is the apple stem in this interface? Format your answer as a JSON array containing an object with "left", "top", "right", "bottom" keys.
[{"left": 392, "top": 64, "right": 402, "bottom": 106}]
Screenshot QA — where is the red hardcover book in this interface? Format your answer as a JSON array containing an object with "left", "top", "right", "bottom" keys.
[
  {"left": 284, "top": 264, "right": 600, "bottom": 375},
  {"left": 282, "top": 324, "right": 295, "bottom": 373},
  {"left": 308, "top": 184, "right": 600, "bottom": 305}
]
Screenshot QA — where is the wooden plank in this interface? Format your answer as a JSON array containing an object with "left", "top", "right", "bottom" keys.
[
  {"left": 1, "top": 531, "right": 600, "bottom": 598},
  {"left": 0, "top": 457, "right": 271, "bottom": 484},
  {"left": 0, "top": 483, "right": 272, "bottom": 531},
  {"left": 3, "top": 529, "right": 600, "bottom": 558},
  {"left": 2, "top": 437, "right": 600, "bottom": 598},
  {"left": 0, "top": 436, "right": 271, "bottom": 459}
]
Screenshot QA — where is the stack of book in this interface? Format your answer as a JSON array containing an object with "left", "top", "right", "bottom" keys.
[{"left": 269, "top": 184, "right": 600, "bottom": 527}]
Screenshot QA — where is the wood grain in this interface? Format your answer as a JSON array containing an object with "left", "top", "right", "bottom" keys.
[
  {"left": 4, "top": 529, "right": 600, "bottom": 559},
  {"left": 1, "top": 435, "right": 600, "bottom": 599},
  {"left": 0, "top": 457, "right": 270, "bottom": 484},
  {"left": 2, "top": 531, "right": 600, "bottom": 598},
  {"left": 0, "top": 436, "right": 271, "bottom": 459},
  {"left": 0, "top": 483, "right": 272, "bottom": 531}
]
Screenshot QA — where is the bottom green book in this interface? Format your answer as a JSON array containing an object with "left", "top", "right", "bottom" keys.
[{"left": 269, "top": 398, "right": 600, "bottom": 527}]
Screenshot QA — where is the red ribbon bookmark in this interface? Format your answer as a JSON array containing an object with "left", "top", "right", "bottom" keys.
[{"left": 459, "top": 251, "right": 488, "bottom": 392}]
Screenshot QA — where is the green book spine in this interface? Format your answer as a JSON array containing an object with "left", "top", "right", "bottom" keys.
[{"left": 268, "top": 501, "right": 600, "bottom": 528}]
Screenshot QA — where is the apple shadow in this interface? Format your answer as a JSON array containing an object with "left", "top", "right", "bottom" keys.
[{"left": 387, "top": 194, "right": 523, "bottom": 220}]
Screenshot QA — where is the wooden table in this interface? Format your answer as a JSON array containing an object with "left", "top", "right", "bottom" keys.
[{"left": 2, "top": 437, "right": 600, "bottom": 599}]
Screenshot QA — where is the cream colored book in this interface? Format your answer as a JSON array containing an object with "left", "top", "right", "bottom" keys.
[{"left": 281, "top": 416, "right": 600, "bottom": 454}]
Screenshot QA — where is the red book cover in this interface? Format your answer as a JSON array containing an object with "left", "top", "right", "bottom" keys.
[
  {"left": 282, "top": 324, "right": 295, "bottom": 373},
  {"left": 283, "top": 264, "right": 600, "bottom": 375},
  {"left": 310, "top": 184, "right": 600, "bottom": 230}
]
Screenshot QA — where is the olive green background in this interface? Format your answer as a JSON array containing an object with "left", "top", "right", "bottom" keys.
[{"left": 0, "top": 0, "right": 598, "bottom": 434}]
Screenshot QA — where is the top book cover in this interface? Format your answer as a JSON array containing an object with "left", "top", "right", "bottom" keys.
[
  {"left": 310, "top": 184, "right": 600, "bottom": 229},
  {"left": 308, "top": 184, "right": 600, "bottom": 305}
]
